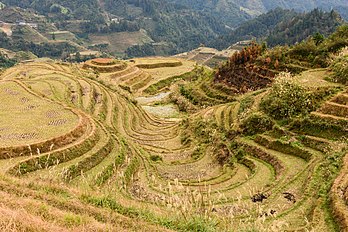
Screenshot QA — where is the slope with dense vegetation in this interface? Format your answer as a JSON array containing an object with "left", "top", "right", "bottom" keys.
[
  {"left": 0, "top": 0, "right": 227, "bottom": 57},
  {"left": 0, "top": 0, "right": 347, "bottom": 58},
  {"left": 212, "top": 8, "right": 344, "bottom": 49},
  {"left": 171, "top": 0, "right": 348, "bottom": 26}
]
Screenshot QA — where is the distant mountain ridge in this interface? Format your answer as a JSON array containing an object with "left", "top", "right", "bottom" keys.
[
  {"left": 170, "top": 0, "right": 348, "bottom": 27},
  {"left": 0, "top": 0, "right": 345, "bottom": 57},
  {"left": 211, "top": 8, "right": 344, "bottom": 49}
]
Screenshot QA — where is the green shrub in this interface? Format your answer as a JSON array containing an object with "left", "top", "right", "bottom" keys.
[
  {"left": 255, "top": 135, "right": 312, "bottom": 161},
  {"left": 290, "top": 116, "right": 348, "bottom": 139},
  {"left": 180, "top": 133, "right": 192, "bottom": 145},
  {"left": 288, "top": 39, "right": 317, "bottom": 60},
  {"left": 235, "top": 147, "right": 247, "bottom": 160},
  {"left": 192, "top": 145, "right": 205, "bottom": 160},
  {"left": 238, "top": 95, "right": 254, "bottom": 116},
  {"left": 0, "top": 53, "right": 16, "bottom": 68},
  {"left": 150, "top": 155, "right": 163, "bottom": 162},
  {"left": 324, "top": 37, "right": 348, "bottom": 53},
  {"left": 241, "top": 112, "right": 274, "bottom": 135},
  {"left": 261, "top": 72, "right": 314, "bottom": 119},
  {"left": 330, "top": 56, "right": 348, "bottom": 84},
  {"left": 180, "top": 85, "right": 198, "bottom": 105}
]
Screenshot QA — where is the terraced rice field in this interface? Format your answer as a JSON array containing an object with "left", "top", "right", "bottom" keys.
[
  {"left": 132, "top": 57, "right": 183, "bottom": 68},
  {"left": 0, "top": 60, "right": 346, "bottom": 231},
  {"left": 0, "top": 81, "right": 80, "bottom": 147}
]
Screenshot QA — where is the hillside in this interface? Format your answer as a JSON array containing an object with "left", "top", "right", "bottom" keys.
[
  {"left": 171, "top": 0, "right": 348, "bottom": 27},
  {"left": 0, "top": 0, "right": 227, "bottom": 57},
  {"left": 0, "top": 0, "right": 346, "bottom": 58},
  {"left": 214, "top": 25, "right": 348, "bottom": 90},
  {"left": 0, "top": 25, "right": 347, "bottom": 231},
  {"left": 212, "top": 8, "right": 344, "bottom": 49}
]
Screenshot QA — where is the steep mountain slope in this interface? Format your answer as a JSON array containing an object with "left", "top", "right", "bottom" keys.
[
  {"left": 0, "top": 0, "right": 227, "bottom": 56},
  {"left": 0, "top": 0, "right": 345, "bottom": 57},
  {"left": 168, "top": 0, "right": 252, "bottom": 28},
  {"left": 171, "top": 0, "right": 348, "bottom": 27},
  {"left": 212, "top": 8, "right": 344, "bottom": 49},
  {"left": 266, "top": 9, "right": 343, "bottom": 46}
]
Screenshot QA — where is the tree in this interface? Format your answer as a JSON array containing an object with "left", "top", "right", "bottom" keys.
[
  {"left": 313, "top": 32, "right": 324, "bottom": 46},
  {"left": 75, "top": 51, "right": 81, "bottom": 62}
]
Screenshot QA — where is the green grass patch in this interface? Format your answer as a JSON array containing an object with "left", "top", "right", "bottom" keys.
[
  {"left": 95, "top": 138, "right": 128, "bottom": 186},
  {"left": 124, "top": 156, "right": 140, "bottom": 186},
  {"left": 81, "top": 194, "right": 219, "bottom": 232}
]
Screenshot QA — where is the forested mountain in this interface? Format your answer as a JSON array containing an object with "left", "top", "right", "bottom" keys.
[
  {"left": 0, "top": 0, "right": 346, "bottom": 57},
  {"left": 266, "top": 9, "right": 343, "bottom": 46},
  {"left": 211, "top": 8, "right": 344, "bottom": 49},
  {"left": 169, "top": 0, "right": 252, "bottom": 28},
  {"left": 171, "top": 0, "right": 348, "bottom": 27},
  {"left": 0, "top": 0, "right": 226, "bottom": 56}
]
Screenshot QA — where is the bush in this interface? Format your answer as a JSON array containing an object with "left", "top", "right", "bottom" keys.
[
  {"left": 179, "top": 85, "right": 198, "bottom": 104},
  {"left": 192, "top": 145, "right": 205, "bottom": 160},
  {"left": 261, "top": 72, "right": 314, "bottom": 119},
  {"left": 290, "top": 116, "right": 348, "bottom": 139},
  {"left": 0, "top": 53, "right": 16, "bottom": 68},
  {"left": 170, "top": 90, "right": 197, "bottom": 113},
  {"left": 213, "top": 142, "right": 230, "bottom": 165},
  {"left": 150, "top": 155, "right": 163, "bottom": 162},
  {"left": 288, "top": 39, "right": 317, "bottom": 60},
  {"left": 330, "top": 56, "right": 348, "bottom": 85},
  {"left": 238, "top": 95, "right": 254, "bottom": 116},
  {"left": 325, "top": 38, "right": 348, "bottom": 53},
  {"left": 241, "top": 112, "right": 274, "bottom": 135}
]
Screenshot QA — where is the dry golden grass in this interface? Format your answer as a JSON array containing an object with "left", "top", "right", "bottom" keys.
[
  {"left": 90, "top": 58, "right": 116, "bottom": 65},
  {"left": 0, "top": 193, "right": 111, "bottom": 232},
  {"left": 132, "top": 57, "right": 183, "bottom": 69},
  {"left": 83, "top": 59, "right": 127, "bottom": 73},
  {"left": 0, "top": 206, "right": 63, "bottom": 232},
  {"left": 0, "top": 81, "right": 79, "bottom": 147},
  {"left": 295, "top": 69, "right": 342, "bottom": 88},
  {"left": 0, "top": 60, "right": 346, "bottom": 232},
  {"left": 331, "top": 153, "right": 348, "bottom": 231},
  {"left": 142, "top": 59, "right": 195, "bottom": 80}
]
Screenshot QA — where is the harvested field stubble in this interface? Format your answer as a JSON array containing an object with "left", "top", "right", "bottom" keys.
[
  {"left": 0, "top": 81, "right": 81, "bottom": 152},
  {"left": 0, "top": 59, "right": 346, "bottom": 232},
  {"left": 83, "top": 58, "right": 127, "bottom": 73}
]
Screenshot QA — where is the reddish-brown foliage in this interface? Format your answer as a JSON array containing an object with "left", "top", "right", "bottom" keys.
[{"left": 215, "top": 43, "right": 277, "bottom": 93}]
